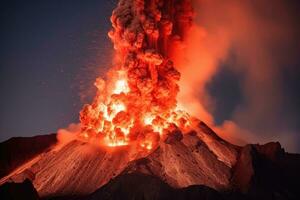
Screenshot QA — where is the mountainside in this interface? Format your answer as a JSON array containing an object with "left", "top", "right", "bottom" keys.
[
  {"left": 123, "top": 124, "right": 237, "bottom": 190},
  {"left": 85, "top": 173, "right": 224, "bottom": 200},
  {"left": 0, "top": 134, "right": 57, "bottom": 178},
  {"left": 1, "top": 139, "right": 142, "bottom": 197},
  {"left": 0, "top": 121, "right": 300, "bottom": 200}
]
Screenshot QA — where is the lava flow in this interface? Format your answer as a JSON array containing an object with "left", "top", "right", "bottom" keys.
[{"left": 79, "top": 0, "right": 194, "bottom": 150}]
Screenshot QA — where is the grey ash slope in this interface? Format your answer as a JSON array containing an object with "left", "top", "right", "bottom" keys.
[
  {"left": 0, "top": 121, "right": 300, "bottom": 200},
  {"left": 123, "top": 129, "right": 236, "bottom": 190},
  {"left": 0, "top": 140, "right": 143, "bottom": 197},
  {"left": 0, "top": 121, "right": 238, "bottom": 197},
  {"left": 83, "top": 141, "right": 300, "bottom": 200}
]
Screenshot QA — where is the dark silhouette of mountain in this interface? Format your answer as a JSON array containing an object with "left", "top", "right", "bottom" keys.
[
  {"left": 84, "top": 173, "right": 223, "bottom": 200},
  {"left": 0, "top": 179, "right": 39, "bottom": 200},
  {"left": 0, "top": 134, "right": 57, "bottom": 178}
]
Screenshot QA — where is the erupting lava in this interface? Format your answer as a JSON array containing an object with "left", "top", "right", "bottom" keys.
[{"left": 80, "top": 0, "right": 194, "bottom": 150}]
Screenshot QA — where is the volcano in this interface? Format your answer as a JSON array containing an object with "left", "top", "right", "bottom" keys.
[
  {"left": 1, "top": 121, "right": 300, "bottom": 200},
  {"left": 1, "top": 0, "right": 300, "bottom": 199}
]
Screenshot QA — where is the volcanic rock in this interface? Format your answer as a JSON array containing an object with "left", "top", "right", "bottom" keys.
[
  {"left": 0, "top": 179, "right": 39, "bottom": 200},
  {"left": 84, "top": 173, "right": 223, "bottom": 200},
  {"left": 0, "top": 134, "right": 57, "bottom": 178},
  {"left": 164, "top": 128, "right": 183, "bottom": 144},
  {"left": 0, "top": 140, "right": 147, "bottom": 198},
  {"left": 232, "top": 142, "right": 300, "bottom": 199},
  {"left": 0, "top": 122, "right": 300, "bottom": 200},
  {"left": 124, "top": 130, "right": 234, "bottom": 190}
]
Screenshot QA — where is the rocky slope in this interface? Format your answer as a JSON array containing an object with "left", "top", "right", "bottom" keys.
[
  {"left": 0, "top": 134, "right": 57, "bottom": 178},
  {"left": 123, "top": 129, "right": 237, "bottom": 190},
  {"left": 84, "top": 173, "right": 223, "bottom": 200},
  {"left": 0, "top": 140, "right": 144, "bottom": 198},
  {"left": 82, "top": 142, "right": 300, "bottom": 200},
  {"left": 0, "top": 121, "right": 299, "bottom": 200}
]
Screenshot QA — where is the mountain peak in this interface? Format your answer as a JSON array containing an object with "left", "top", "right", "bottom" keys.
[{"left": 0, "top": 121, "right": 299, "bottom": 200}]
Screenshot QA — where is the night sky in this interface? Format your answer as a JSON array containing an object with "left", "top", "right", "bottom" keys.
[
  {"left": 1, "top": 0, "right": 300, "bottom": 152},
  {"left": 0, "top": 0, "right": 115, "bottom": 140}
]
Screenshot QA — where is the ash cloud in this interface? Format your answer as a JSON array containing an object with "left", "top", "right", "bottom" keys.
[
  {"left": 176, "top": 0, "right": 300, "bottom": 152},
  {"left": 79, "top": 0, "right": 194, "bottom": 147}
]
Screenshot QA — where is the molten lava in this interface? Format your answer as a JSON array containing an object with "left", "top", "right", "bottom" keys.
[{"left": 79, "top": 0, "right": 194, "bottom": 150}]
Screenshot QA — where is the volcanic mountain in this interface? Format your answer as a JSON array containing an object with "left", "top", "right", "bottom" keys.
[
  {"left": 1, "top": 120, "right": 300, "bottom": 200},
  {"left": 1, "top": 0, "right": 300, "bottom": 199}
]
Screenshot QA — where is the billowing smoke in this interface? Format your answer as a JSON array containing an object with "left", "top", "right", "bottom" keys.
[
  {"left": 79, "top": 0, "right": 194, "bottom": 149},
  {"left": 57, "top": 123, "right": 81, "bottom": 148},
  {"left": 175, "top": 0, "right": 300, "bottom": 152},
  {"left": 75, "top": 0, "right": 299, "bottom": 152},
  {"left": 107, "top": 0, "right": 192, "bottom": 115}
]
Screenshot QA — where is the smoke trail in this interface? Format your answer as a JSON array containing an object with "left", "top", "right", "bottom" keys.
[{"left": 175, "top": 0, "right": 300, "bottom": 152}]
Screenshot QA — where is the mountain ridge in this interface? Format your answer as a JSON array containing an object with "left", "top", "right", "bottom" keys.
[{"left": 1, "top": 121, "right": 299, "bottom": 200}]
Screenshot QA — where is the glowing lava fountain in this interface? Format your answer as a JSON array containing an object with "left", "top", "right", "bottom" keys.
[{"left": 80, "top": 0, "right": 194, "bottom": 150}]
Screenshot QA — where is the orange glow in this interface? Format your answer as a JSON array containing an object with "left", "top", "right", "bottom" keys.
[
  {"left": 143, "top": 114, "right": 154, "bottom": 125},
  {"left": 140, "top": 140, "right": 153, "bottom": 150},
  {"left": 113, "top": 79, "right": 129, "bottom": 94},
  {"left": 79, "top": 0, "right": 194, "bottom": 151}
]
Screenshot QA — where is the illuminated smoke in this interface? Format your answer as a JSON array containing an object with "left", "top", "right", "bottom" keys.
[
  {"left": 174, "top": 0, "right": 300, "bottom": 151},
  {"left": 79, "top": 0, "right": 194, "bottom": 149},
  {"left": 78, "top": 0, "right": 299, "bottom": 152}
]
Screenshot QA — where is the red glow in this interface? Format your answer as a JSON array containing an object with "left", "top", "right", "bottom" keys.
[{"left": 79, "top": 0, "right": 194, "bottom": 150}]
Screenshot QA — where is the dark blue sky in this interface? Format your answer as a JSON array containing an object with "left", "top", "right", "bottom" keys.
[
  {"left": 0, "top": 0, "right": 115, "bottom": 139},
  {"left": 1, "top": 0, "right": 299, "bottom": 152}
]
